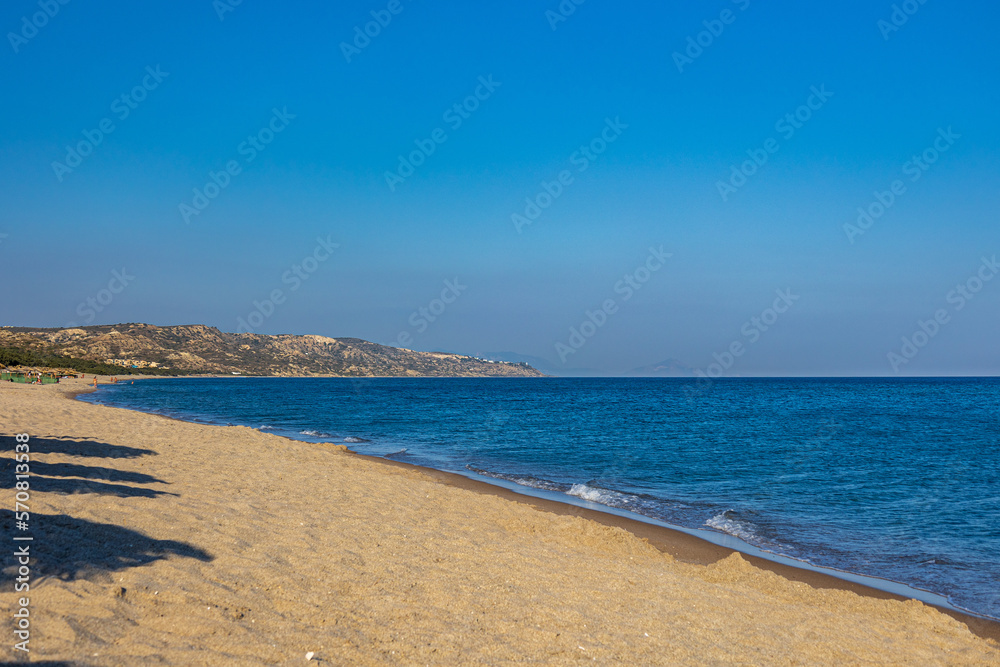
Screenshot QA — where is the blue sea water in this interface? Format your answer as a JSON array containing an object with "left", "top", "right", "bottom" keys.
[{"left": 81, "top": 377, "right": 1000, "bottom": 618}]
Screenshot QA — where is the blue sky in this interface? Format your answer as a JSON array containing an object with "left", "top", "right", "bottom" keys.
[{"left": 2, "top": 0, "right": 998, "bottom": 376}]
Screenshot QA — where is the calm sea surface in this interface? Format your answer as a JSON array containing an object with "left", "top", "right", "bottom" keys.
[{"left": 81, "top": 377, "right": 1000, "bottom": 618}]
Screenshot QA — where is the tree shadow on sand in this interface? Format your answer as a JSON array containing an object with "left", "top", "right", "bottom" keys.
[
  {"left": 2, "top": 435, "right": 209, "bottom": 589},
  {"left": 27, "top": 477, "right": 176, "bottom": 498},
  {"left": 20, "top": 436, "right": 157, "bottom": 459},
  {"left": 2, "top": 438, "right": 167, "bottom": 495},
  {"left": 5, "top": 459, "right": 167, "bottom": 486},
  {"left": 1, "top": 509, "right": 212, "bottom": 584}
]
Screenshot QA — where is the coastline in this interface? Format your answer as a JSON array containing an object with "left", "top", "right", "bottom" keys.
[
  {"left": 379, "top": 459, "right": 1000, "bottom": 643},
  {"left": 79, "top": 376, "right": 1000, "bottom": 631},
  {"left": 3, "top": 377, "right": 999, "bottom": 664},
  {"left": 64, "top": 377, "right": 1000, "bottom": 640}
]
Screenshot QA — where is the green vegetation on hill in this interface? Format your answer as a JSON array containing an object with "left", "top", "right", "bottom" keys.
[{"left": 0, "top": 346, "right": 190, "bottom": 376}]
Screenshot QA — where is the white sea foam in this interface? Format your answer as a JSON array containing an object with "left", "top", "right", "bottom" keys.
[
  {"left": 466, "top": 467, "right": 568, "bottom": 492},
  {"left": 505, "top": 476, "right": 564, "bottom": 492},
  {"left": 566, "top": 483, "right": 641, "bottom": 510},
  {"left": 344, "top": 436, "right": 370, "bottom": 443},
  {"left": 705, "top": 511, "right": 760, "bottom": 544},
  {"left": 299, "top": 429, "right": 332, "bottom": 438},
  {"left": 568, "top": 483, "right": 610, "bottom": 503}
]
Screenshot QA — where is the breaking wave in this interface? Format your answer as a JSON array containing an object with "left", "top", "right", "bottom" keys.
[
  {"left": 299, "top": 429, "right": 333, "bottom": 438},
  {"left": 705, "top": 510, "right": 762, "bottom": 544},
  {"left": 466, "top": 466, "right": 570, "bottom": 492},
  {"left": 567, "top": 483, "right": 647, "bottom": 512}
]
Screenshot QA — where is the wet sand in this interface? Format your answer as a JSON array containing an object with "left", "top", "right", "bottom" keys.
[{"left": 2, "top": 377, "right": 999, "bottom": 665}]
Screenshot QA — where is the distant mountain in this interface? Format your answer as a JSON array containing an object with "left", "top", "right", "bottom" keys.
[
  {"left": 478, "top": 351, "right": 606, "bottom": 377},
  {"left": 624, "top": 358, "right": 697, "bottom": 377},
  {"left": 0, "top": 324, "right": 544, "bottom": 377}
]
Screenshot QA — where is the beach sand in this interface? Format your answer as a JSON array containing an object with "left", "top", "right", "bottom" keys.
[{"left": 2, "top": 378, "right": 999, "bottom": 665}]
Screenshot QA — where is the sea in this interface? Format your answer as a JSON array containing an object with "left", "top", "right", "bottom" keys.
[{"left": 80, "top": 376, "right": 1000, "bottom": 619}]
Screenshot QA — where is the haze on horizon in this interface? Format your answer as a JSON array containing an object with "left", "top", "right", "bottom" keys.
[{"left": 2, "top": 1, "right": 998, "bottom": 377}]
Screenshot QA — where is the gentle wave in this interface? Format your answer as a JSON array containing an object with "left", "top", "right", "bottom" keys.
[
  {"left": 705, "top": 510, "right": 762, "bottom": 544},
  {"left": 563, "top": 483, "right": 691, "bottom": 521},
  {"left": 470, "top": 470, "right": 696, "bottom": 525},
  {"left": 300, "top": 429, "right": 333, "bottom": 438},
  {"left": 467, "top": 466, "right": 570, "bottom": 492},
  {"left": 567, "top": 482, "right": 642, "bottom": 508},
  {"left": 344, "top": 436, "right": 370, "bottom": 443}
]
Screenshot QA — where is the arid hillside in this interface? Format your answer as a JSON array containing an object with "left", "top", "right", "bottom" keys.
[{"left": 0, "top": 324, "right": 544, "bottom": 377}]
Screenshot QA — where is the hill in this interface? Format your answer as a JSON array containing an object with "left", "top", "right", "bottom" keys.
[{"left": 0, "top": 324, "right": 544, "bottom": 377}]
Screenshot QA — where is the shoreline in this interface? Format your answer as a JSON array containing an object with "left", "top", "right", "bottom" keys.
[
  {"left": 385, "top": 460, "right": 1000, "bottom": 643},
  {"left": 5, "top": 377, "right": 999, "bottom": 664},
  {"left": 76, "top": 377, "right": 1000, "bottom": 643}
]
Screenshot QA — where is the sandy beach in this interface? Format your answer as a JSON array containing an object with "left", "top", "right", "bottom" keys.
[{"left": 2, "top": 378, "right": 999, "bottom": 665}]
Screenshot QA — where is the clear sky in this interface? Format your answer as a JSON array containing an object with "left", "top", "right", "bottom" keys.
[{"left": 2, "top": 0, "right": 998, "bottom": 376}]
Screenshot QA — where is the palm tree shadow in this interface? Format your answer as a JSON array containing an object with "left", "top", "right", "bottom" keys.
[
  {"left": 30, "top": 477, "right": 176, "bottom": 498},
  {"left": 10, "top": 460, "right": 167, "bottom": 486},
  {"left": 17, "top": 436, "right": 156, "bottom": 459},
  {"left": 4, "top": 437, "right": 168, "bottom": 495},
  {"left": 1, "top": 510, "right": 212, "bottom": 585}
]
